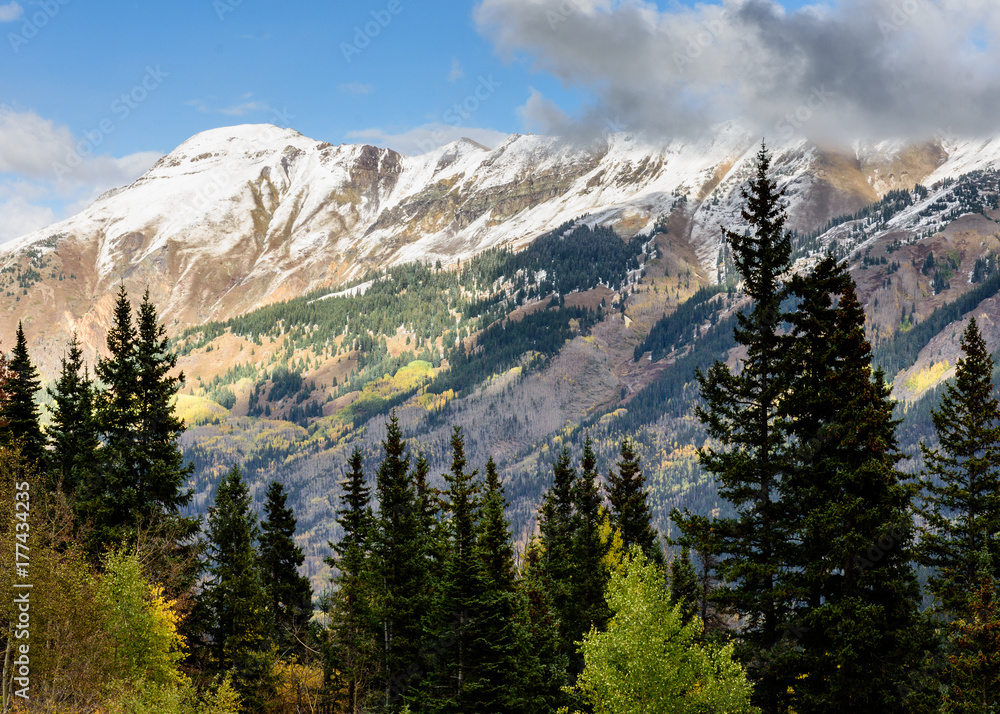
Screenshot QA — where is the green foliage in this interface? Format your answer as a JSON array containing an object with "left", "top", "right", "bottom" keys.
[
  {"left": 918, "top": 318, "right": 1000, "bottom": 618},
  {"left": 203, "top": 465, "right": 276, "bottom": 707},
  {"left": 97, "top": 549, "right": 186, "bottom": 685},
  {"left": 606, "top": 437, "right": 660, "bottom": 562},
  {"left": 260, "top": 481, "right": 313, "bottom": 653},
  {"left": 46, "top": 332, "right": 100, "bottom": 496},
  {"left": 0, "top": 322, "right": 44, "bottom": 467},
  {"left": 573, "top": 549, "right": 758, "bottom": 714}
]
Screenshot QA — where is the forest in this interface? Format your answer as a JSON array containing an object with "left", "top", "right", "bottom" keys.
[{"left": 1, "top": 146, "right": 1000, "bottom": 713}]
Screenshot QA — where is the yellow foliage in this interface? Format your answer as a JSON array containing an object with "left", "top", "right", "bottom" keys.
[
  {"left": 905, "top": 360, "right": 952, "bottom": 393},
  {"left": 598, "top": 508, "right": 626, "bottom": 574},
  {"left": 173, "top": 394, "right": 229, "bottom": 426}
]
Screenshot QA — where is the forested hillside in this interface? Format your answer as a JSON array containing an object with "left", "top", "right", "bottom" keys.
[{"left": 5, "top": 147, "right": 1000, "bottom": 712}]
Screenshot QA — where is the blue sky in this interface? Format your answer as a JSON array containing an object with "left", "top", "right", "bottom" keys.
[{"left": 1, "top": 0, "right": 997, "bottom": 241}]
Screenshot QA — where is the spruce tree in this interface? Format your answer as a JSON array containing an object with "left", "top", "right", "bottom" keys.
[
  {"left": 463, "top": 456, "right": 528, "bottom": 713},
  {"left": 0, "top": 322, "right": 45, "bottom": 468},
  {"left": 537, "top": 447, "right": 577, "bottom": 674},
  {"left": 782, "top": 257, "right": 926, "bottom": 712},
  {"left": 204, "top": 465, "right": 276, "bottom": 707},
  {"left": 328, "top": 447, "right": 379, "bottom": 714},
  {"left": 606, "top": 437, "right": 660, "bottom": 561},
  {"left": 372, "top": 412, "right": 426, "bottom": 708},
  {"left": 134, "top": 289, "right": 193, "bottom": 518},
  {"left": 669, "top": 547, "right": 700, "bottom": 626},
  {"left": 260, "top": 480, "right": 313, "bottom": 654},
  {"left": 943, "top": 551, "right": 1000, "bottom": 712},
  {"left": 419, "top": 426, "right": 484, "bottom": 712},
  {"left": 673, "top": 143, "right": 795, "bottom": 714},
  {"left": 92, "top": 286, "right": 194, "bottom": 546},
  {"left": 46, "top": 333, "right": 100, "bottom": 496},
  {"left": 917, "top": 317, "right": 1000, "bottom": 617},
  {"left": 520, "top": 537, "right": 569, "bottom": 711},
  {"left": 567, "top": 438, "right": 610, "bottom": 676}
]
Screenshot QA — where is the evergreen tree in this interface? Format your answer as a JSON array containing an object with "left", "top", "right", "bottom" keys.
[
  {"left": 327, "top": 447, "right": 379, "bottom": 714},
  {"left": 372, "top": 412, "right": 426, "bottom": 709},
  {"left": 418, "top": 426, "right": 484, "bottom": 712},
  {"left": 782, "top": 257, "right": 926, "bottom": 712},
  {"left": 204, "top": 465, "right": 276, "bottom": 708},
  {"left": 567, "top": 438, "right": 610, "bottom": 675},
  {"left": 917, "top": 317, "right": 1000, "bottom": 617},
  {"left": 92, "top": 286, "right": 194, "bottom": 546},
  {"left": 46, "top": 333, "right": 100, "bottom": 497},
  {"left": 260, "top": 480, "right": 313, "bottom": 654},
  {"left": 0, "top": 322, "right": 44, "bottom": 467},
  {"left": 520, "top": 537, "right": 569, "bottom": 712},
  {"left": 606, "top": 437, "right": 660, "bottom": 561},
  {"left": 537, "top": 447, "right": 577, "bottom": 675},
  {"left": 672, "top": 144, "right": 796, "bottom": 714},
  {"left": 133, "top": 289, "right": 193, "bottom": 518},
  {"left": 943, "top": 551, "right": 1000, "bottom": 713},
  {"left": 463, "top": 456, "right": 528, "bottom": 713},
  {"left": 669, "top": 547, "right": 700, "bottom": 626}
]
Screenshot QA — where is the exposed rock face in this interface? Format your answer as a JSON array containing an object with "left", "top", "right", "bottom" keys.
[{"left": 3, "top": 121, "right": 994, "bottom": 376}]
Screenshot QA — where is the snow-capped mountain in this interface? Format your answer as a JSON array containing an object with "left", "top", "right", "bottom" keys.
[{"left": 5, "top": 122, "right": 1000, "bottom": 374}]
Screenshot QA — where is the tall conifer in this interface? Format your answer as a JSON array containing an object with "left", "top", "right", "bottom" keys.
[
  {"left": 204, "top": 465, "right": 276, "bottom": 707},
  {"left": 260, "top": 480, "right": 313, "bottom": 654},
  {"left": 606, "top": 437, "right": 660, "bottom": 561},
  {"left": 46, "top": 333, "right": 100, "bottom": 496},
  {"left": 783, "top": 257, "right": 926, "bottom": 712},
  {"left": 1, "top": 323, "right": 44, "bottom": 467},
  {"left": 373, "top": 413, "right": 425, "bottom": 709},
  {"left": 328, "top": 448, "right": 378, "bottom": 713},
  {"left": 673, "top": 144, "right": 795, "bottom": 714},
  {"left": 917, "top": 317, "right": 1000, "bottom": 616}
]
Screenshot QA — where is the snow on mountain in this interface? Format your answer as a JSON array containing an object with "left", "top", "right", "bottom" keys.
[{"left": 8, "top": 121, "right": 1000, "bottom": 376}]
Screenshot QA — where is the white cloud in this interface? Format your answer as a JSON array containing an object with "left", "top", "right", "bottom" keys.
[
  {"left": 475, "top": 0, "right": 1000, "bottom": 141},
  {"left": 186, "top": 94, "right": 273, "bottom": 116},
  {"left": 346, "top": 123, "right": 509, "bottom": 156},
  {"left": 518, "top": 88, "right": 571, "bottom": 134},
  {"left": 0, "top": 109, "right": 161, "bottom": 243},
  {"left": 0, "top": 189, "right": 55, "bottom": 243},
  {"left": 448, "top": 57, "right": 465, "bottom": 83},
  {"left": 0, "top": 2, "right": 22, "bottom": 22},
  {"left": 339, "top": 82, "right": 375, "bottom": 95}
]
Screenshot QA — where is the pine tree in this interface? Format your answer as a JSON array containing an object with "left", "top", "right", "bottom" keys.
[
  {"left": 260, "top": 480, "right": 313, "bottom": 655},
  {"left": 463, "top": 456, "right": 528, "bottom": 713},
  {"left": 537, "top": 447, "right": 577, "bottom": 675},
  {"left": 669, "top": 547, "right": 700, "bottom": 626},
  {"left": 606, "top": 437, "right": 660, "bottom": 561},
  {"left": 327, "top": 447, "right": 379, "bottom": 714},
  {"left": 0, "top": 323, "right": 44, "bottom": 468},
  {"left": 46, "top": 333, "right": 100, "bottom": 497},
  {"left": 943, "top": 551, "right": 1000, "bottom": 712},
  {"left": 204, "top": 465, "right": 276, "bottom": 708},
  {"left": 917, "top": 317, "right": 1000, "bottom": 617},
  {"left": 672, "top": 144, "right": 795, "bottom": 714},
  {"left": 782, "top": 257, "right": 926, "bottom": 712},
  {"left": 520, "top": 537, "right": 569, "bottom": 712},
  {"left": 372, "top": 412, "right": 426, "bottom": 709},
  {"left": 419, "top": 426, "right": 484, "bottom": 712},
  {"left": 92, "top": 286, "right": 194, "bottom": 546},
  {"left": 567, "top": 438, "right": 610, "bottom": 676},
  {"left": 133, "top": 289, "right": 193, "bottom": 518}
]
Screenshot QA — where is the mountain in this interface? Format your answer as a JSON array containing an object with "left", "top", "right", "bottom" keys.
[{"left": 7, "top": 123, "right": 1000, "bottom": 585}]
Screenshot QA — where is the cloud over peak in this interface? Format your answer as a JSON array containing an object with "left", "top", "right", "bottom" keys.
[{"left": 476, "top": 0, "right": 1000, "bottom": 142}]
